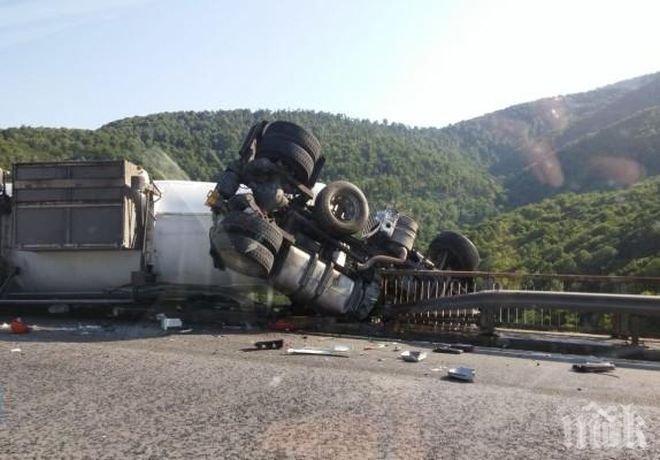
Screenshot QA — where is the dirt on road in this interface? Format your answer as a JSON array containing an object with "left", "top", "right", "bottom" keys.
[{"left": 1, "top": 319, "right": 658, "bottom": 459}]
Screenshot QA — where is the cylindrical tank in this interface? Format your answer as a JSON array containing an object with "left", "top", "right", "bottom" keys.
[{"left": 271, "top": 245, "right": 359, "bottom": 315}]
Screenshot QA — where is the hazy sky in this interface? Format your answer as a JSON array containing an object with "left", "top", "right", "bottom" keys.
[{"left": 1, "top": 0, "right": 659, "bottom": 129}]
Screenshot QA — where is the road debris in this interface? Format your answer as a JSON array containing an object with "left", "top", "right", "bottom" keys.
[
  {"left": 447, "top": 366, "right": 476, "bottom": 382},
  {"left": 572, "top": 361, "right": 616, "bottom": 373},
  {"left": 433, "top": 345, "right": 463, "bottom": 354},
  {"left": 10, "top": 347, "right": 22, "bottom": 353},
  {"left": 156, "top": 314, "right": 183, "bottom": 331},
  {"left": 255, "top": 339, "right": 284, "bottom": 350},
  {"left": 364, "top": 343, "right": 386, "bottom": 350},
  {"left": 450, "top": 343, "right": 475, "bottom": 353},
  {"left": 10, "top": 318, "right": 30, "bottom": 334},
  {"left": 400, "top": 350, "right": 427, "bottom": 362},
  {"left": 287, "top": 345, "right": 350, "bottom": 357}
]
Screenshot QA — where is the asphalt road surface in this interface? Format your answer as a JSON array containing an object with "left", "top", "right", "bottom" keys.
[{"left": 1, "top": 320, "right": 658, "bottom": 459}]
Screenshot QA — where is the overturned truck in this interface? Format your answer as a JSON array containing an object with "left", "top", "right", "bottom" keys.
[
  {"left": 207, "top": 121, "right": 479, "bottom": 319},
  {"left": 0, "top": 122, "right": 479, "bottom": 318}
]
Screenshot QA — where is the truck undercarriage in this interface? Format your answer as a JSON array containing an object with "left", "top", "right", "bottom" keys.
[{"left": 207, "top": 121, "right": 480, "bottom": 319}]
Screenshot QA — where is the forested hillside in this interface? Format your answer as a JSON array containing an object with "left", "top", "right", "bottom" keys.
[
  {"left": 446, "top": 71, "right": 660, "bottom": 206},
  {"left": 468, "top": 177, "right": 660, "bottom": 277},
  {"left": 1, "top": 73, "right": 659, "bottom": 273},
  {"left": 0, "top": 111, "right": 501, "bottom": 245}
]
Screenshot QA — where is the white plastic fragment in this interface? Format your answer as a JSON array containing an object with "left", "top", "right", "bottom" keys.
[
  {"left": 400, "top": 350, "right": 427, "bottom": 362},
  {"left": 10, "top": 348, "right": 21, "bottom": 353},
  {"left": 286, "top": 345, "right": 350, "bottom": 357},
  {"left": 332, "top": 344, "right": 350, "bottom": 352},
  {"left": 160, "top": 317, "right": 183, "bottom": 330}
]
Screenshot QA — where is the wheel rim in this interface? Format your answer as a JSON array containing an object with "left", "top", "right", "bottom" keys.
[{"left": 330, "top": 192, "right": 360, "bottom": 222}]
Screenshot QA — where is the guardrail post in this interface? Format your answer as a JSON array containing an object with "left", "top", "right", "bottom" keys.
[
  {"left": 612, "top": 312, "right": 624, "bottom": 338},
  {"left": 630, "top": 315, "right": 640, "bottom": 346},
  {"left": 479, "top": 308, "right": 496, "bottom": 335}
]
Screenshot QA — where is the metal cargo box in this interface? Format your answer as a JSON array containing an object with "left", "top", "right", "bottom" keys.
[{"left": 12, "top": 160, "right": 143, "bottom": 250}]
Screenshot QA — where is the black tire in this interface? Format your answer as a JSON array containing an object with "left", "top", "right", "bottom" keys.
[
  {"left": 263, "top": 121, "right": 321, "bottom": 162},
  {"left": 428, "top": 231, "right": 480, "bottom": 271},
  {"left": 390, "top": 214, "right": 419, "bottom": 251},
  {"left": 211, "top": 232, "right": 274, "bottom": 278},
  {"left": 216, "top": 170, "right": 240, "bottom": 198},
  {"left": 314, "top": 181, "right": 369, "bottom": 236},
  {"left": 221, "top": 211, "right": 283, "bottom": 254},
  {"left": 259, "top": 136, "right": 314, "bottom": 184}
]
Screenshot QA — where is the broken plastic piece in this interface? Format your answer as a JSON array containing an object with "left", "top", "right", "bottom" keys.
[
  {"left": 447, "top": 366, "right": 476, "bottom": 382},
  {"left": 400, "top": 350, "right": 427, "bottom": 362},
  {"left": 160, "top": 317, "right": 183, "bottom": 330},
  {"left": 10, "top": 318, "right": 30, "bottom": 334},
  {"left": 286, "top": 345, "right": 349, "bottom": 357},
  {"left": 572, "top": 361, "right": 616, "bottom": 373}
]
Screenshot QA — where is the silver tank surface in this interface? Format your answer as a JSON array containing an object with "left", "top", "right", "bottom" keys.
[
  {"left": 271, "top": 245, "right": 358, "bottom": 315},
  {"left": 150, "top": 181, "right": 260, "bottom": 288}
]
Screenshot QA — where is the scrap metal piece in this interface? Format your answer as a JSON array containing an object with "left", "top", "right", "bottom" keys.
[
  {"left": 433, "top": 346, "right": 463, "bottom": 355},
  {"left": 447, "top": 366, "right": 476, "bottom": 382},
  {"left": 400, "top": 350, "right": 427, "bottom": 362},
  {"left": 255, "top": 339, "right": 284, "bottom": 350},
  {"left": 451, "top": 343, "right": 475, "bottom": 353},
  {"left": 286, "top": 345, "right": 350, "bottom": 357},
  {"left": 572, "top": 361, "right": 616, "bottom": 373}
]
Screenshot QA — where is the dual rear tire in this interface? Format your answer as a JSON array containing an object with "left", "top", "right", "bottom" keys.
[
  {"left": 210, "top": 211, "right": 283, "bottom": 278},
  {"left": 258, "top": 121, "right": 321, "bottom": 185}
]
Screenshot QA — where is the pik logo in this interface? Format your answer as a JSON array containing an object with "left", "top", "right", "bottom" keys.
[{"left": 561, "top": 402, "right": 647, "bottom": 450}]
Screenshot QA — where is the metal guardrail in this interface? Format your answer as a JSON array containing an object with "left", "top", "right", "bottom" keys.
[{"left": 378, "top": 269, "right": 660, "bottom": 343}]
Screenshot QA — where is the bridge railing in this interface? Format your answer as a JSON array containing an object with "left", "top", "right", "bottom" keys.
[{"left": 378, "top": 269, "right": 660, "bottom": 342}]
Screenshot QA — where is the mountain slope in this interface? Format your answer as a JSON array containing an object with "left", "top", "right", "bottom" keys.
[
  {"left": 468, "top": 177, "right": 660, "bottom": 277},
  {"left": 444, "top": 71, "right": 660, "bottom": 205}
]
